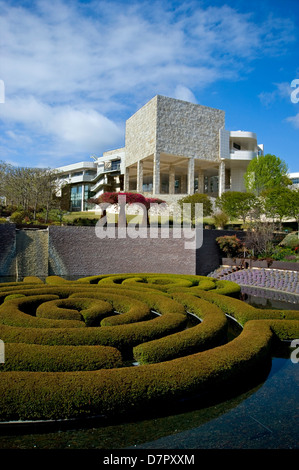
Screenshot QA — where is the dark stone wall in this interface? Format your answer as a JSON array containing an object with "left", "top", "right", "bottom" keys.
[
  {"left": 196, "top": 230, "right": 246, "bottom": 276},
  {"left": 4, "top": 225, "right": 294, "bottom": 280},
  {"left": 48, "top": 226, "right": 197, "bottom": 277},
  {"left": 0, "top": 224, "right": 16, "bottom": 277}
]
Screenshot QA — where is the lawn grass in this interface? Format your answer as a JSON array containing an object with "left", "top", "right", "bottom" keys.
[{"left": 63, "top": 211, "right": 243, "bottom": 227}]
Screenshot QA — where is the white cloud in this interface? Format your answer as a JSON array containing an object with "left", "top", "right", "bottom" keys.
[
  {"left": 0, "top": 0, "right": 296, "bottom": 166},
  {"left": 0, "top": 96, "right": 123, "bottom": 163},
  {"left": 286, "top": 113, "right": 299, "bottom": 129},
  {"left": 174, "top": 86, "right": 197, "bottom": 103},
  {"left": 258, "top": 81, "right": 294, "bottom": 107}
]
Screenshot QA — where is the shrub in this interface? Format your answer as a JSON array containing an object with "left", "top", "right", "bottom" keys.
[
  {"left": 4, "top": 294, "right": 26, "bottom": 302},
  {"left": 70, "top": 217, "right": 99, "bottom": 226},
  {"left": 213, "top": 211, "right": 229, "bottom": 229},
  {"left": 279, "top": 232, "right": 299, "bottom": 250},
  {"left": 178, "top": 193, "right": 213, "bottom": 220},
  {"left": 0, "top": 273, "right": 297, "bottom": 422},
  {"left": 0, "top": 319, "right": 274, "bottom": 421},
  {"left": 270, "top": 246, "right": 296, "bottom": 261},
  {"left": 1, "top": 343, "right": 123, "bottom": 372},
  {"left": 133, "top": 294, "right": 227, "bottom": 364},
  {"left": 10, "top": 210, "right": 26, "bottom": 224},
  {"left": 216, "top": 235, "right": 246, "bottom": 258}
]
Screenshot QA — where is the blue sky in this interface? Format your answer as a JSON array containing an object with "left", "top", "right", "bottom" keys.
[{"left": 0, "top": 0, "right": 298, "bottom": 172}]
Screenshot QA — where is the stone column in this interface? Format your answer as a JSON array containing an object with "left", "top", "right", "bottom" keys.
[
  {"left": 181, "top": 175, "right": 187, "bottom": 194},
  {"left": 137, "top": 160, "right": 143, "bottom": 193},
  {"left": 169, "top": 165, "right": 175, "bottom": 194},
  {"left": 218, "top": 160, "right": 225, "bottom": 196},
  {"left": 188, "top": 158, "right": 194, "bottom": 195},
  {"left": 124, "top": 167, "right": 130, "bottom": 191},
  {"left": 153, "top": 153, "right": 160, "bottom": 195},
  {"left": 197, "top": 169, "right": 204, "bottom": 194}
]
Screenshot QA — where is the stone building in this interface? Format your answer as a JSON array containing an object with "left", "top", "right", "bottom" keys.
[{"left": 56, "top": 95, "right": 264, "bottom": 210}]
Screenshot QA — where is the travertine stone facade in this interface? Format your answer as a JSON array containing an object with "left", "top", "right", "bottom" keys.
[
  {"left": 125, "top": 96, "right": 157, "bottom": 167},
  {"left": 156, "top": 95, "right": 225, "bottom": 161},
  {"left": 125, "top": 95, "right": 225, "bottom": 166}
]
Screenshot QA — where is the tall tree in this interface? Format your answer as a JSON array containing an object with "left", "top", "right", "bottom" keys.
[
  {"left": 244, "top": 154, "right": 291, "bottom": 195},
  {"left": 261, "top": 186, "right": 293, "bottom": 230},
  {"left": 0, "top": 162, "right": 59, "bottom": 220},
  {"left": 287, "top": 189, "right": 299, "bottom": 234},
  {"left": 215, "top": 191, "right": 259, "bottom": 224}
]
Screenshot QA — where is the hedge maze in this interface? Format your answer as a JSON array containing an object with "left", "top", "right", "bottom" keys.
[{"left": 0, "top": 273, "right": 298, "bottom": 422}]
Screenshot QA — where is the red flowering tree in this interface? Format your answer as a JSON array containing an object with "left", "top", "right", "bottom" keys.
[{"left": 88, "top": 192, "right": 165, "bottom": 226}]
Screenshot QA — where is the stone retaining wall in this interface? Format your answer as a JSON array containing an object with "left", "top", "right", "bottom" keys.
[
  {"left": 2, "top": 224, "right": 296, "bottom": 280},
  {"left": 48, "top": 226, "right": 197, "bottom": 277},
  {"left": 0, "top": 224, "right": 16, "bottom": 277}
]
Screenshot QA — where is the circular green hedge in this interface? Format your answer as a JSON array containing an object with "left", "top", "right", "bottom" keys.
[{"left": 0, "top": 273, "right": 298, "bottom": 422}]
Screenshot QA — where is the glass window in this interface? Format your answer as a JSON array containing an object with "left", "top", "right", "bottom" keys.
[{"left": 70, "top": 185, "right": 82, "bottom": 210}]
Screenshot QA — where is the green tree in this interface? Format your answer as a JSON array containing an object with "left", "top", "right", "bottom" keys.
[
  {"left": 177, "top": 193, "right": 213, "bottom": 223},
  {"left": 244, "top": 154, "right": 291, "bottom": 195},
  {"left": 262, "top": 186, "right": 294, "bottom": 230},
  {"left": 287, "top": 189, "right": 299, "bottom": 233},
  {"left": 215, "top": 191, "right": 258, "bottom": 224},
  {"left": 0, "top": 162, "right": 59, "bottom": 222}
]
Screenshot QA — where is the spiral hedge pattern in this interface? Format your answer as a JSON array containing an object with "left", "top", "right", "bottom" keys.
[{"left": 0, "top": 273, "right": 298, "bottom": 422}]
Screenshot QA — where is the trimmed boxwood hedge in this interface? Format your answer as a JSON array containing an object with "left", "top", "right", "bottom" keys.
[
  {"left": 133, "top": 294, "right": 228, "bottom": 364},
  {"left": 0, "top": 312, "right": 187, "bottom": 352},
  {"left": 193, "top": 289, "right": 299, "bottom": 339},
  {"left": 1, "top": 343, "right": 122, "bottom": 372},
  {"left": 36, "top": 298, "right": 114, "bottom": 326},
  {"left": 0, "top": 273, "right": 297, "bottom": 422},
  {"left": 0, "top": 319, "right": 274, "bottom": 421}
]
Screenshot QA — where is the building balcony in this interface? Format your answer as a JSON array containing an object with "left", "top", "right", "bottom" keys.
[
  {"left": 62, "top": 174, "right": 96, "bottom": 184},
  {"left": 229, "top": 150, "right": 257, "bottom": 160},
  {"left": 102, "top": 162, "right": 121, "bottom": 172}
]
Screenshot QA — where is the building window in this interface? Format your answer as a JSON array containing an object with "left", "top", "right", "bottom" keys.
[
  {"left": 85, "top": 170, "right": 97, "bottom": 176},
  {"left": 70, "top": 185, "right": 82, "bottom": 211},
  {"left": 232, "top": 143, "right": 241, "bottom": 150},
  {"left": 104, "top": 160, "right": 121, "bottom": 171}
]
